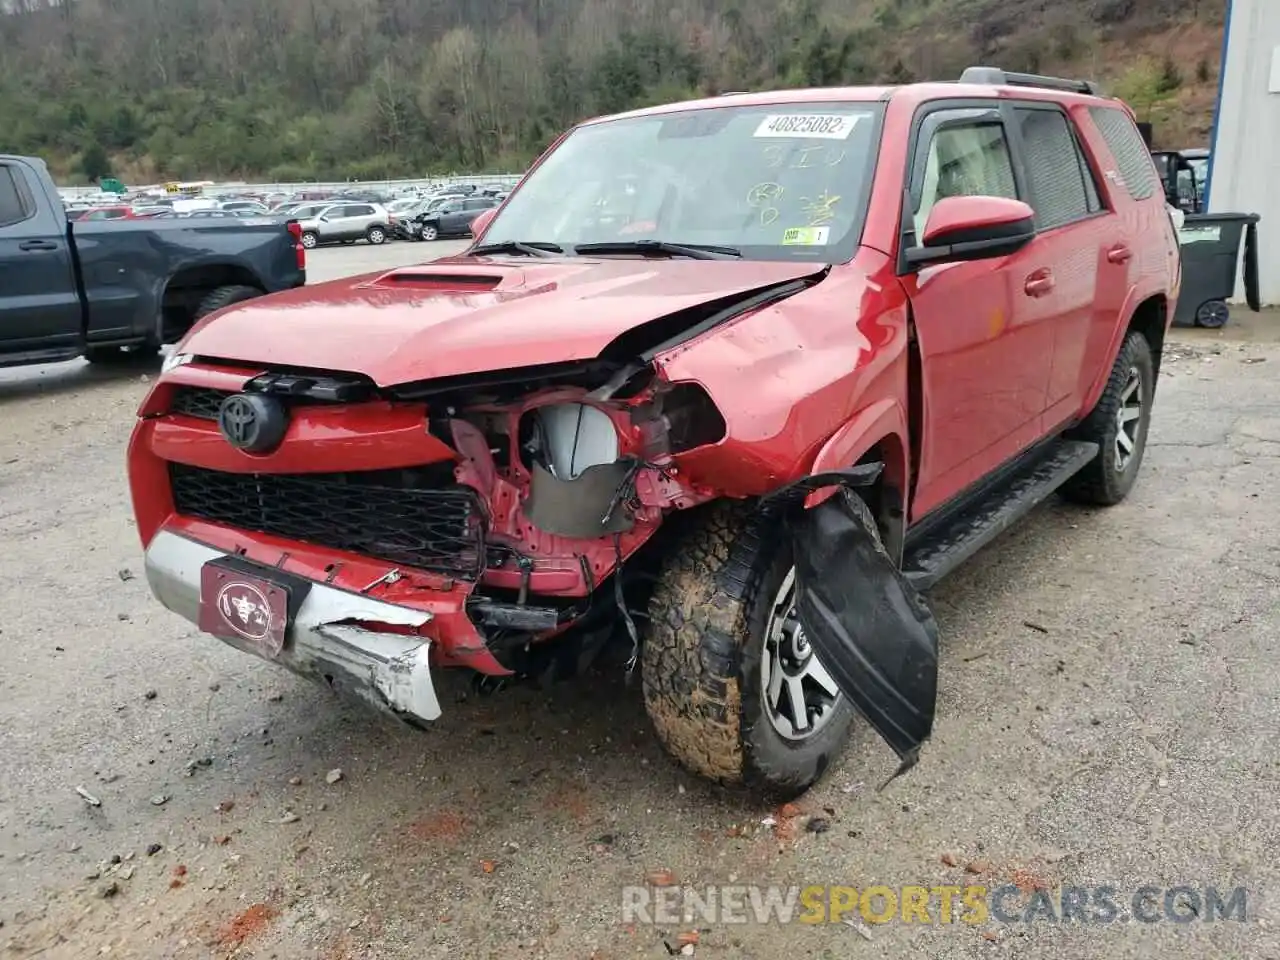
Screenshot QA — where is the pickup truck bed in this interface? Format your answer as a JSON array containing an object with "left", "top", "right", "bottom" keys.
[{"left": 0, "top": 155, "right": 305, "bottom": 369}]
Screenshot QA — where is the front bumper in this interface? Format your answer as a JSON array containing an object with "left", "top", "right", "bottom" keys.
[{"left": 144, "top": 529, "right": 442, "bottom": 724}]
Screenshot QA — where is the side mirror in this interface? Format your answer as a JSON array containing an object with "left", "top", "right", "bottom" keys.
[
  {"left": 470, "top": 207, "right": 497, "bottom": 238},
  {"left": 906, "top": 196, "right": 1036, "bottom": 266}
]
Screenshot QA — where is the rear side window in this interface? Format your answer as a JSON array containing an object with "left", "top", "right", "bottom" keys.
[
  {"left": 351, "top": 205, "right": 374, "bottom": 216},
  {"left": 1088, "top": 106, "right": 1160, "bottom": 201},
  {"left": 0, "top": 167, "right": 36, "bottom": 228},
  {"left": 1014, "top": 107, "right": 1103, "bottom": 229}
]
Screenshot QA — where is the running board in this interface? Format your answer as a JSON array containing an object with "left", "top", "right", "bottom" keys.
[{"left": 902, "top": 439, "right": 1100, "bottom": 590}]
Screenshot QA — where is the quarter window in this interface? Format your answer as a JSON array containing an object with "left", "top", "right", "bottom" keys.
[{"left": 1088, "top": 106, "right": 1160, "bottom": 201}]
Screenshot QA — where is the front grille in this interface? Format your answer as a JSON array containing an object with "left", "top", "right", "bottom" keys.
[
  {"left": 171, "top": 387, "right": 228, "bottom": 420},
  {"left": 169, "top": 463, "right": 485, "bottom": 577}
]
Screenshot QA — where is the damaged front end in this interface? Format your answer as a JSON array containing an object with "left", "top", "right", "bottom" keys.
[{"left": 400, "top": 361, "right": 729, "bottom": 673}]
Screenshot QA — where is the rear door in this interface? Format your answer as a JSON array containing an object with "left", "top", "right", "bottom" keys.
[
  {"left": 0, "top": 161, "right": 81, "bottom": 352},
  {"left": 1007, "top": 101, "right": 1112, "bottom": 428}
]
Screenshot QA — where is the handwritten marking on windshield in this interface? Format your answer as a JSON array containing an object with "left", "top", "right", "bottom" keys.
[
  {"left": 747, "top": 182, "right": 785, "bottom": 226},
  {"left": 801, "top": 190, "right": 842, "bottom": 226},
  {"left": 762, "top": 144, "right": 847, "bottom": 169}
]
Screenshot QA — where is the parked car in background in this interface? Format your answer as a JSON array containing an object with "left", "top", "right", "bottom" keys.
[
  {"left": 1, "top": 154, "right": 306, "bottom": 369},
  {"left": 416, "top": 195, "right": 500, "bottom": 240},
  {"left": 221, "top": 200, "right": 269, "bottom": 215},
  {"left": 294, "top": 202, "right": 391, "bottom": 248},
  {"left": 79, "top": 205, "right": 138, "bottom": 221}
]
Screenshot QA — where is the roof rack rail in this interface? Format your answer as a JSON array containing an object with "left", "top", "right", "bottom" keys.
[{"left": 959, "top": 65, "right": 1098, "bottom": 96}]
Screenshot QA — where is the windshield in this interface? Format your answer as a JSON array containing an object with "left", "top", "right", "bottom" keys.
[{"left": 483, "top": 102, "right": 884, "bottom": 262}]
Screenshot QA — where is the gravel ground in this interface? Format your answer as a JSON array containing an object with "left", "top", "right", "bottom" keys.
[{"left": 1, "top": 242, "right": 1278, "bottom": 959}]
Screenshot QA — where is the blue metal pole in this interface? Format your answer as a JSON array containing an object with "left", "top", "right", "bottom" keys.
[{"left": 1204, "top": 0, "right": 1235, "bottom": 210}]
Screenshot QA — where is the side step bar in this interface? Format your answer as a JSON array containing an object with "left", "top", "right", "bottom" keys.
[{"left": 902, "top": 439, "right": 1099, "bottom": 590}]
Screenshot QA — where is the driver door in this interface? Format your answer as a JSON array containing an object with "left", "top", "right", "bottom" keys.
[{"left": 900, "top": 105, "right": 1057, "bottom": 519}]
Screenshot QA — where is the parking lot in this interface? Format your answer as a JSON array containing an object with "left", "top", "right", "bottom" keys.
[{"left": 2, "top": 241, "right": 1278, "bottom": 959}]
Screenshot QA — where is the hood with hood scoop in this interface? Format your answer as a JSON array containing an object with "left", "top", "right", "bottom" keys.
[{"left": 178, "top": 255, "right": 825, "bottom": 386}]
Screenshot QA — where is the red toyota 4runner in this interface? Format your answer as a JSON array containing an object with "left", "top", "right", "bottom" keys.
[{"left": 128, "top": 67, "right": 1180, "bottom": 799}]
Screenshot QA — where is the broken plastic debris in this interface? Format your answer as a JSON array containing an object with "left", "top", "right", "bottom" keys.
[{"left": 76, "top": 786, "right": 102, "bottom": 807}]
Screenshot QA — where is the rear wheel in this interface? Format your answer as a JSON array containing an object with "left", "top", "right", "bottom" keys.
[
  {"left": 1060, "top": 330, "right": 1155, "bottom": 506},
  {"left": 366, "top": 225, "right": 387, "bottom": 245},
  {"left": 194, "top": 284, "right": 264, "bottom": 322},
  {"left": 641, "top": 500, "right": 859, "bottom": 800}
]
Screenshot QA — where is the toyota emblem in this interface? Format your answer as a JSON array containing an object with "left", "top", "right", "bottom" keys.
[{"left": 217, "top": 393, "right": 289, "bottom": 453}]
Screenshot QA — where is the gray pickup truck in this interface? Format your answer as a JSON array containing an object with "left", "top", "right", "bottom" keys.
[{"left": 0, "top": 155, "right": 306, "bottom": 369}]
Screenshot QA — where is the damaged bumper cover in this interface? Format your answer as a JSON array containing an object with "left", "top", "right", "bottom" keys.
[
  {"left": 763, "top": 466, "right": 940, "bottom": 778},
  {"left": 143, "top": 530, "right": 442, "bottom": 723}
]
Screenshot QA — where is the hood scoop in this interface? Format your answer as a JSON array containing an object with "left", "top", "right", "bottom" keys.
[{"left": 367, "top": 267, "right": 509, "bottom": 292}]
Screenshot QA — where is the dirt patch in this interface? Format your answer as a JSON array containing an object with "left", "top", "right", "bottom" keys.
[
  {"left": 217, "top": 903, "right": 277, "bottom": 949},
  {"left": 407, "top": 810, "right": 473, "bottom": 843}
]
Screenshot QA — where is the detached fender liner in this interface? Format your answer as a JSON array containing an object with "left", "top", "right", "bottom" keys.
[{"left": 762, "top": 467, "right": 940, "bottom": 776}]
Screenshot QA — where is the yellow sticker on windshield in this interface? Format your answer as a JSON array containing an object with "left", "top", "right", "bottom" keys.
[{"left": 781, "top": 226, "right": 830, "bottom": 245}]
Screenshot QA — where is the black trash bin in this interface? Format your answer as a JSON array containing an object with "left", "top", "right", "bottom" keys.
[{"left": 1173, "top": 212, "right": 1262, "bottom": 328}]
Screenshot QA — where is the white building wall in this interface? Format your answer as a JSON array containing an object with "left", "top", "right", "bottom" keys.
[{"left": 1207, "top": 0, "right": 1280, "bottom": 305}]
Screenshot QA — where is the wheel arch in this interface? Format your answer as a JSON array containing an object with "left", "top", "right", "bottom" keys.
[
  {"left": 802, "top": 397, "right": 910, "bottom": 564},
  {"left": 1082, "top": 291, "right": 1169, "bottom": 412},
  {"left": 159, "top": 261, "right": 266, "bottom": 343}
]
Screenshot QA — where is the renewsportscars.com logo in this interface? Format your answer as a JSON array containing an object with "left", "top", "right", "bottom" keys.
[{"left": 622, "top": 884, "right": 1250, "bottom": 927}]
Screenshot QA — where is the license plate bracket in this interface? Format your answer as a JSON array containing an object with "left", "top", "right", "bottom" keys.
[{"left": 198, "top": 556, "right": 313, "bottom": 659}]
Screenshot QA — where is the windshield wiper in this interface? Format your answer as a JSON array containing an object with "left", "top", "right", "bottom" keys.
[
  {"left": 470, "top": 240, "right": 563, "bottom": 258},
  {"left": 574, "top": 240, "right": 743, "bottom": 260}
]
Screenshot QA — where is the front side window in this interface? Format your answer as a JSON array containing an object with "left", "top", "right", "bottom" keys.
[
  {"left": 483, "top": 102, "right": 885, "bottom": 262},
  {"left": 913, "top": 118, "right": 1018, "bottom": 237}
]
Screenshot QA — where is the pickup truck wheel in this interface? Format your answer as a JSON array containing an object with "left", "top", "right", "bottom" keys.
[
  {"left": 1060, "top": 330, "right": 1155, "bottom": 506},
  {"left": 420, "top": 224, "right": 439, "bottom": 241},
  {"left": 365, "top": 226, "right": 387, "bottom": 245},
  {"left": 300, "top": 231, "right": 319, "bottom": 249},
  {"left": 195, "top": 285, "right": 264, "bottom": 321},
  {"left": 642, "top": 500, "right": 858, "bottom": 800}
]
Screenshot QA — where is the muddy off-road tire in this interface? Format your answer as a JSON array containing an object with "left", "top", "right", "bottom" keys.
[
  {"left": 641, "top": 499, "right": 861, "bottom": 800},
  {"left": 1060, "top": 330, "right": 1155, "bottom": 506}
]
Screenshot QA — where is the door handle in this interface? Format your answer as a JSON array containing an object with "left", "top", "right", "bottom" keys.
[
  {"left": 1106, "top": 244, "right": 1133, "bottom": 264},
  {"left": 18, "top": 239, "right": 58, "bottom": 252},
  {"left": 1024, "top": 271, "right": 1055, "bottom": 297}
]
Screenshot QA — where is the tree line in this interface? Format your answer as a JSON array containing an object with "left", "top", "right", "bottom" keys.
[{"left": 0, "top": 0, "right": 1218, "bottom": 183}]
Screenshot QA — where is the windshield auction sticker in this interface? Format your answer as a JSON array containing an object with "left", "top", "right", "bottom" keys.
[
  {"left": 754, "top": 114, "right": 862, "bottom": 139},
  {"left": 782, "top": 226, "right": 830, "bottom": 245}
]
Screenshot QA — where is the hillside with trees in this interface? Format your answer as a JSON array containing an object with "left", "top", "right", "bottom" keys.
[{"left": 0, "top": 0, "right": 1226, "bottom": 183}]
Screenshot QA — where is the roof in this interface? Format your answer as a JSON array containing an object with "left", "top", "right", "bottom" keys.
[{"left": 577, "top": 68, "right": 1114, "bottom": 129}]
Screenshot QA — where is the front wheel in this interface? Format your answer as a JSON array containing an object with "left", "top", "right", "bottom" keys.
[
  {"left": 420, "top": 224, "right": 439, "bottom": 241},
  {"left": 641, "top": 501, "right": 858, "bottom": 800},
  {"left": 1060, "top": 329, "right": 1155, "bottom": 506},
  {"left": 300, "top": 231, "right": 319, "bottom": 250}
]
